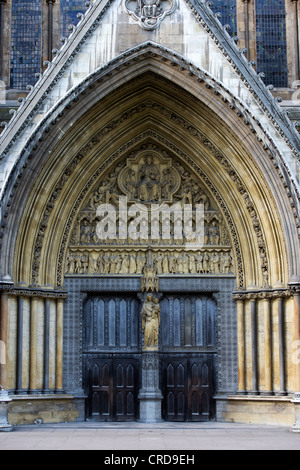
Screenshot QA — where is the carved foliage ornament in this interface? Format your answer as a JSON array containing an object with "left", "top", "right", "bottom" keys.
[{"left": 123, "top": 0, "right": 177, "bottom": 30}]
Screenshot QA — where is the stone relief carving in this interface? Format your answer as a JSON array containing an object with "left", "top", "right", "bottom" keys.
[
  {"left": 123, "top": 0, "right": 177, "bottom": 30},
  {"left": 65, "top": 248, "right": 234, "bottom": 276},
  {"left": 65, "top": 145, "right": 235, "bottom": 278}
]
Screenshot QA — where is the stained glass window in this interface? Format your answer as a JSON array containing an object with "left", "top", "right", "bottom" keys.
[
  {"left": 209, "top": 0, "right": 237, "bottom": 37},
  {"left": 60, "top": 0, "right": 87, "bottom": 39},
  {"left": 10, "top": 0, "right": 42, "bottom": 89},
  {"left": 256, "top": 0, "right": 288, "bottom": 88}
]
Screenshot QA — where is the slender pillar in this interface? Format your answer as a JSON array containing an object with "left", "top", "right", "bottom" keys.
[
  {"left": 277, "top": 296, "right": 286, "bottom": 395},
  {"left": 292, "top": 289, "right": 300, "bottom": 395},
  {"left": 236, "top": 297, "right": 246, "bottom": 394},
  {"left": 55, "top": 299, "right": 64, "bottom": 393},
  {"left": 43, "top": 299, "right": 50, "bottom": 394},
  {"left": 29, "top": 298, "right": 38, "bottom": 394},
  {"left": 0, "top": 0, "right": 7, "bottom": 81},
  {"left": 46, "top": 0, "right": 55, "bottom": 62},
  {"left": 0, "top": 293, "right": 8, "bottom": 389},
  {"left": 262, "top": 296, "right": 272, "bottom": 394},
  {"left": 16, "top": 297, "right": 24, "bottom": 394},
  {"left": 251, "top": 298, "right": 258, "bottom": 394},
  {"left": 237, "top": 0, "right": 257, "bottom": 63},
  {"left": 289, "top": 280, "right": 300, "bottom": 432},
  {"left": 286, "top": 0, "right": 300, "bottom": 85}
]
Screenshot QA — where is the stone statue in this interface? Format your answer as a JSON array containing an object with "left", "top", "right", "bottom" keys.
[
  {"left": 141, "top": 294, "right": 161, "bottom": 350},
  {"left": 208, "top": 220, "right": 220, "bottom": 245},
  {"left": 138, "top": 154, "right": 160, "bottom": 201}
]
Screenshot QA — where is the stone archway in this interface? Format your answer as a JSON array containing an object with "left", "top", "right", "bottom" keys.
[{"left": 1, "top": 44, "right": 299, "bottom": 425}]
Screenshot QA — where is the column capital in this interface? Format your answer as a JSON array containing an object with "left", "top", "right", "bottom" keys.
[{"left": 46, "top": 0, "right": 56, "bottom": 4}]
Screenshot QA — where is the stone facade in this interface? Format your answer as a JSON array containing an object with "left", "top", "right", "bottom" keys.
[{"left": 0, "top": 0, "right": 300, "bottom": 427}]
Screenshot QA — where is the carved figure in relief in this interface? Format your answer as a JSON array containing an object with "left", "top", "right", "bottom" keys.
[
  {"left": 97, "top": 253, "right": 104, "bottom": 273},
  {"left": 196, "top": 253, "right": 203, "bottom": 273},
  {"left": 141, "top": 294, "right": 160, "bottom": 350},
  {"left": 103, "top": 252, "right": 111, "bottom": 274},
  {"left": 208, "top": 220, "right": 220, "bottom": 245},
  {"left": 137, "top": 252, "right": 147, "bottom": 273},
  {"left": 169, "top": 253, "right": 177, "bottom": 273},
  {"left": 129, "top": 253, "right": 137, "bottom": 274},
  {"left": 154, "top": 252, "right": 163, "bottom": 274},
  {"left": 138, "top": 154, "right": 160, "bottom": 201},
  {"left": 211, "top": 252, "right": 220, "bottom": 274},
  {"left": 161, "top": 168, "right": 175, "bottom": 198},
  {"left": 193, "top": 189, "right": 210, "bottom": 210},
  {"left": 80, "top": 219, "right": 91, "bottom": 244},
  {"left": 138, "top": 0, "right": 161, "bottom": 18},
  {"left": 120, "top": 254, "right": 129, "bottom": 274},
  {"left": 162, "top": 254, "right": 169, "bottom": 274},
  {"left": 203, "top": 253, "right": 209, "bottom": 273},
  {"left": 125, "top": 169, "right": 137, "bottom": 197},
  {"left": 88, "top": 253, "right": 97, "bottom": 274},
  {"left": 220, "top": 252, "right": 232, "bottom": 274},
  {"left": 189, "top": 253, "right": 196, "bottom": 273},
  {"left": 124, "top": 0, "right": 177, "bottom": 30}
]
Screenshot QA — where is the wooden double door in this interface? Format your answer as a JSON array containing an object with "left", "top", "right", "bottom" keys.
[
  {"left": 162, "top": 354, "right": 215, "bottom": 421},
  {"left": 85, "top": 355, "right": 139, "bottom": 421},
  {"left": 83, "top": 294, "right": 216, "bottom": 421}
]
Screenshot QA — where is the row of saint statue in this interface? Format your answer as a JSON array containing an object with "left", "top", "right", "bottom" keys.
[{"left": 65, "top": 249, "right": 234, "bottom": 275}]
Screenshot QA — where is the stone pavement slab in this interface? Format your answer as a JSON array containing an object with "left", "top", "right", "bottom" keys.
[{"left": 0, "top": 421, "right": 299, "bottom": 451}]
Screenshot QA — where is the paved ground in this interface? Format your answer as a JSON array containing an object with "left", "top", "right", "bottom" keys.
[{"left": 0, "top": 421, "right": 299, "bottom": 451}]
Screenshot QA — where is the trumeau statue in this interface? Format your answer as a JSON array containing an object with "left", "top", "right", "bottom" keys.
[
  {"left": 123, "top": 0, "right": 177, "bottom": 30},
  {"left": 141, "top": 294, "right": 161, "bottom": 350}
]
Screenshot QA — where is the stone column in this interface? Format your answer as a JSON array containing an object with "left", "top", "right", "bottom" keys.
[
  {"left": 55, "top": 299, "right": 64, "bottom": 393},
  {"left": 46, "top": 0, "right": 55, "bottom": 61},
  {"left": 138, "top": 352, "right": 163, "bottom": 423},
  {"left": 237, "top": 0, "right": 257, "bottom": 63},
  {"left": 43, "top": 299, "right": 51, "bottom": 393},
  {"left": 16, "top": 296, "right": 24, "bottom": 395},
  {"left": 250, "top": 297, "right": 259, "bottom": 394},
  {"left": 42, "top": 0, "right": 60, "bottom": 68},
  {"left": 0, "top": 292, "right": 8, "bottom": 389},
  {"left": 261, "top": 294, "right": 272, "bottom": 395},
  {"left": 0, "top": 0, "right": 6, "bottom": 80},
  {"left": 289, "top": 278, "right": 300, "bottom": 431},
  {"left": 0, "top": 0, "right": 10, "bottom": 86},
  {"left": 286, "top": 0, "right": 300, "bottom": 86},
  {"left": 29, "top": 297, "right": 38, "bottom": 394},
  {"left": 235, "top": 295, "right": 246, "bottom": 394}
]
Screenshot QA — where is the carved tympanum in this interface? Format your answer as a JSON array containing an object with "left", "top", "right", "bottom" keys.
[{"left": 65, "top": 145, "right": 235, "bottom": 277}]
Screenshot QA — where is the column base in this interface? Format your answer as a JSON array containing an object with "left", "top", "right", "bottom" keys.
[
  {"left": 138, "top": 351, "right": 163, "bottom": 423},
  {"left": 0, "top": 389, "right": 12, "bottom": 432},
  {"left": 291, "top": 394, "right": 300, "bottom": 433},
  {"left": 138, "top": 390, "right": 163, "bottom": 423}
]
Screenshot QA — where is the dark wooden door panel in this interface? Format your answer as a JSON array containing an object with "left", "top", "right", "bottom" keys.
[
  {"left": 162, "top": 355, "right": 214, "bottom": 422},
  {"left": 85, "top": 356, "right": 139, "bottom": 421}
]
